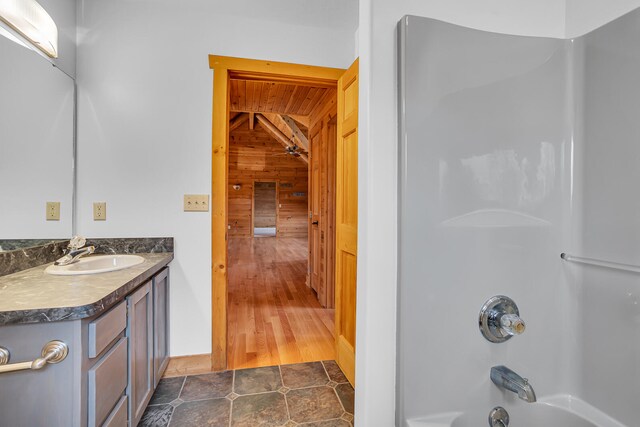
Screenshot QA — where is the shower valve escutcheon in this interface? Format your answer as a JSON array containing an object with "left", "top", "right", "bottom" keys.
[{"left": 479, "top": 296, "right": 525, "bottom": 343}]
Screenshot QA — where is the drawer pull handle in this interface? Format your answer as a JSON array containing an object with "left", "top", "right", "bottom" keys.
[{"left": 0, "top": 340, "right": 68, "bottom": 374}]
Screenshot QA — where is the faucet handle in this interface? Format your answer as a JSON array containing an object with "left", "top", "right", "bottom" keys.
[
  {"left": 499, "top": 313, "right": 526, "bottom": 336},
  {"left": 68, "top": 236, "right": 87, "bottom": 250},
  {"left": 479, "top": 296, "right": 525, "bottom": 343}
]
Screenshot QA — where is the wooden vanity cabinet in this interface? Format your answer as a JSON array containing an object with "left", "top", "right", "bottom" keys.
[
  {"left": 0, "top": 266, "right": 171, "bottom": 427},
  {"left": 127, "top": 282, "right": 154, "bottom": 427},
  {"left": 153, "top": 267, "right": 170, "bottom": 388}
]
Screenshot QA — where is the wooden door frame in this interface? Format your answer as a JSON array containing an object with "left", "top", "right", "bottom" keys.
[
  {"left": 251, "top": 179, "right": 279, "bottom": 238},
  {"left": 209, "top": 55, "right": 345, "bottom": 370}
]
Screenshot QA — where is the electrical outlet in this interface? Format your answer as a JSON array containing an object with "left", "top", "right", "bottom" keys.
[
  {"left": 93, "top": 202, "right": 107, "bottom": 221},
  {"left": 184, "top": 194, "right": 209, "bottom": 212},
  {"left": 46, "top": 202, "right": 60, "bottom": 221}
]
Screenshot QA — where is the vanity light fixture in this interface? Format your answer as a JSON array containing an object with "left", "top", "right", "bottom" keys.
[{"left": 0, "top": 0, "right": 58, "bottom": 58}]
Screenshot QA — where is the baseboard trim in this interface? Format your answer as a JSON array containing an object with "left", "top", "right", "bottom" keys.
[{"left": 163, "top": 353, "right": 215, "bottom": 378}]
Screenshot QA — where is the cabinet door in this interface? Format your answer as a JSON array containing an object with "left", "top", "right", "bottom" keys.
[
  {"left": 153, "top": 267, "right": 170, "bottom": 387},
  {"left": 127, "top": 282, "right": 153, "bottom": 427}
]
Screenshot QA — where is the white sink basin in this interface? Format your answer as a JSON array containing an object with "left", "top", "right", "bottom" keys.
[{"left": 45, "top": 255, "right": 145, "bottom": 276}]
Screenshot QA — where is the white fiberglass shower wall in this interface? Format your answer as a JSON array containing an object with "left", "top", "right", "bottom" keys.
[{"left": 397, "top": 9, "right": 640, "bottom": 427}]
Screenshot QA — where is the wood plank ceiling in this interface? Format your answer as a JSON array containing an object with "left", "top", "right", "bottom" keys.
[
  {"left": 230, "top": 78, "right": 336, "bottom": 117},
  {"left": 229, "top": 77, "right": 335, "bottom": 165}
]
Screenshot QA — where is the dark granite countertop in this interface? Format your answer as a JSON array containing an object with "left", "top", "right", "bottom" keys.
[{"left": 0, "top": 253, "right": 173, "bottom": 325}]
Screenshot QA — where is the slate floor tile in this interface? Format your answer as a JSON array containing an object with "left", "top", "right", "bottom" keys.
[
  {"left": 286, "top": 386, "right": 343, "bottom": 423},
  {"left": 179, "top": 370, "right": 233, "bottom": 401},
  {"left": 280, "top": 362, "right": 329, "bottom": 389},
  {"left": 146, "top": 361, "right": 352, "bottom": 426},
  {"left": 150, "top": 377, "right": 185, "bottom": 405},
  {"left": 138, "top": 404, "right": 173, "bottom": 427},
  {"left": 234, "top": 365, "right": 282, "bottom": 395},
  {"left": 322, "top": 361, "right": 348, "bottom": 384},
  {"left": 335, "top": 383, "right": 355, "bottom": 414},
  {"left": 299, "top": 420, "right": 351, "bottom": 427},
  {"left": 231, "top": 392, "right": 289, "bottom": 427},
  {"left": 168, "top": 398, "right": 230, "bottom": 427}
]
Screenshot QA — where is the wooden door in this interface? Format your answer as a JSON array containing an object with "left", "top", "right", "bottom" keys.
[
  {"left": 335, "top": 58, "right": 358, "bottom": 386},
  {"left": 309, "top": 129, "right": 322, "bottom": 293}
]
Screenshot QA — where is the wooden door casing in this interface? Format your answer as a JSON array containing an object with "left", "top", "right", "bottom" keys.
[
  {"left": 209, "top": 55, "right": 345, "bottom": 371},
  {"left": 334, "top": 58, "right": 358, "bottom": 386}
]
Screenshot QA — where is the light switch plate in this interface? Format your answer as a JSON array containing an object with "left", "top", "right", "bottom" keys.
[
  {"left": 93, "top": 202, "right": 107, "bottom": 220},
  {"left": 184, "top": 194, "right": 209, "bottom": 212},
  {"left": 46, "top": 202, "right": 60, "bottom": 221}
]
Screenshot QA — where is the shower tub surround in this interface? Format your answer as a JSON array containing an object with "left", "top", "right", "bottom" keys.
[{"left": 397, "top": 9, "right": 640, "bottom": 427}]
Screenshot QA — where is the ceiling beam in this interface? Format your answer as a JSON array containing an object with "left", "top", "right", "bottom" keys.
[
  {"left": 249, "top": 112, "right": 255, "bottom": 130},
  {"left": 281, "top": 115, "right": 309, "bottom": 152},
  {"left": 262, "top": 113, "right": 308, "bottom": 153},
  {"left": 286, "top": 114, "right": 310, "bottom": 128},
  {"left": 255, "top": 114, "right": 308, "bottom": 164},
  {"left": 229, "top": 108, "right": 310, "bottom": 127},
  {"left": 229, "top": 113, "right": 249, "bottom": 132}
]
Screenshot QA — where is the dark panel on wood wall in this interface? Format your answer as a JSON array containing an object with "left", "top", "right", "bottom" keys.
[{"left": 228, "top": 122, "right": 308, "bottom": 237}]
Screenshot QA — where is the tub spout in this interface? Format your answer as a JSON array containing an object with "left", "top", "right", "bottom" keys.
[{"left": 490, "top": 365, "right": 536, "bottom": 403}]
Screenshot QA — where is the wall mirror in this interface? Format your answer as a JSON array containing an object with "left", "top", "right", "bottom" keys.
[{"left": 0, "top": 26, "right": 75, "bottom": 252}]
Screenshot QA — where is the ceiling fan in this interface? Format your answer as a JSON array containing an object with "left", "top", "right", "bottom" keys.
[
  {"left": 284, "top": 143, "right": 301, "bottom": 157},
  {"left": 273, "top": 135, "right": 302, "bottom": 157}
]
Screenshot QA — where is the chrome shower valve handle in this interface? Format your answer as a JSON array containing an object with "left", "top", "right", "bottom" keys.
[
  {"left": 479, "top": 295, "right": 526, "bottom": 343},
  {"left": 499, "top": 313, "right": 526, "bottom": 336}
]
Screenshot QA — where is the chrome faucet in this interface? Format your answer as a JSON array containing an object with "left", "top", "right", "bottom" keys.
[
  {"left": 490, "top": 365, "right": 536, "bottom": 403},
  {"left": 479, "top": 296, "right": 526, "bottom": 343},
  {"left": 54, "top": 236, "right": 95, "bottom": 266}
]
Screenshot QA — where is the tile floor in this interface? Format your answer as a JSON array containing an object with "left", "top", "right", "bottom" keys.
[{"left": 139, "top": 361, "right": 355, "bottom": 427}]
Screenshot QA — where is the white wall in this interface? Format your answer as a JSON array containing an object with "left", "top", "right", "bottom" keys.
[
  {"left": 565, "top": 0, "right": 640, "bottom": 38},
  {"left": 74, "top": 0, "right": 640, "bottom": 425},
  {"left": 356, "top": 1, "right": 566, "bottom": 426},
  {"left": 39, "top": 0, "right": 77, "bottom": 77},
  {"left": 75, "top": 0, "right": 357, "bottom": 358}
]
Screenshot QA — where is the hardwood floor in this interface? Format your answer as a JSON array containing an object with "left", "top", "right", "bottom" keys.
[{"left": 228, "top": 237, "right": 335, "bottom": 370}]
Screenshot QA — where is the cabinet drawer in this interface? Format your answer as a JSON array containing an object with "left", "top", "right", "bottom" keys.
[
  {"left": 89, "top": 337, "right": 128, "bottom": 427},
  {"left": 102, "top": 395, "right": 128, "bottom": 427},
  {"left": 89, "top": 300, "right": 127, "bottom": 358}
]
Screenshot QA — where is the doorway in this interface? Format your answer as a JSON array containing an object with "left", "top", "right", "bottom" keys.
[
  {"left": 209, "top": 56, "right": 358, "bottom": 385},
  {"left": 253, "top": 181, "right": 277, "bottom": 237}
]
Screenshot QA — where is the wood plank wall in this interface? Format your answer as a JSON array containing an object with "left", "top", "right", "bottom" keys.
[{"left": 228, "top": 122, "right": 308, "bottom": 238}]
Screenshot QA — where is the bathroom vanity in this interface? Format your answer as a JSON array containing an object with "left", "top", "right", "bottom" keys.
[
  {"left": 0, "top": 242, "right": 173, "bottom": 427},
  {"left": 0, "top": 7, "right": 174, "bottom": 427}
]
